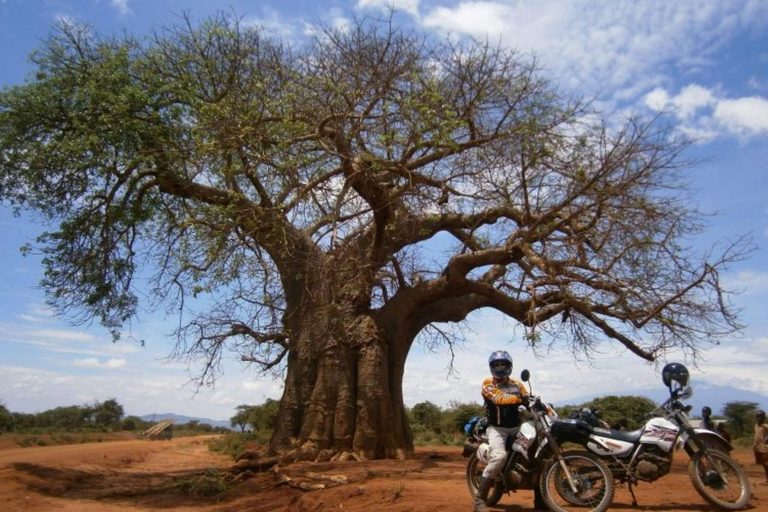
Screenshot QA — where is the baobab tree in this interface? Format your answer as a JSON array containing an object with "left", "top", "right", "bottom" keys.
[{"left": 0, "top": 14, "right": 747, "bottom": 459}]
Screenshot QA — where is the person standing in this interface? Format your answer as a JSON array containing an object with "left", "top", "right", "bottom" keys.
[
  {"left": 474, "top": 350, "right": 535, "bottom": 512},
  {"left": 755, "top": 409, "right": 768, "bottom": 485},
  {"left": 701, "top": 406, "right": 715, "bottom": 431}
]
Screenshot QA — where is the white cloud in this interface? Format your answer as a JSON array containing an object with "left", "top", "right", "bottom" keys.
[
  {"left": 417, "top": 1, "right": 768, "bottom": 101},
  {"left": 73, "top": 357, "right": 126, "bottom": 368},
  {"left": 0, "top": 320, "right": 141, "bottom": 357},
  {"left": 110, "top": 0, "right": 130, "bottom": 15},
  {"left": 724, "top": 270, "right": 768, "bottom": 295},
  {"left": 644, "top": 88, "right": 671, "bottom": 111},
  {"left": 29, "top": 328, "right": 95, "bottom": 342},
  {"left": 423, "top": 2, "right": 511, "bottom": 37},
  {"left": 713, "top": 97, "right": 768, "bottom": 136},
  {"left": 357, "top": 0, "right": 420, "bottom": 17},
  {"left": 244, "top": 8, "right": 295, "bottom": 38},
  {"left": 329, "top": 8, "right": 352, "bottom": 32},
  {"left": 673, "top": 85, "right": 718, "bottom": 119},
  {"left": 644, "top": 85, "right": 768, "bottom": 140}
]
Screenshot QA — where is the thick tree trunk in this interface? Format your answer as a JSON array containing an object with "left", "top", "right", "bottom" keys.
[{"left": 269, "top": 303, "right": 414, "bottom": 459}]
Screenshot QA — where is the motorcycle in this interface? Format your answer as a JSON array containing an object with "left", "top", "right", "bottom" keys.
[
  {"left": 565, "top": 364, "right": 751, "bottom": 510},
  {"left": 463, "top": 369, "right": 615, "bottom": 512}
]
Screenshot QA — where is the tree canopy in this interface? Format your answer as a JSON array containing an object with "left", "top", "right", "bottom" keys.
[
  {"left": 721, "top": 400, "right": 760, "bottom": 439},
  {"left": 0, "top": 13, "right": 749, "bottom": 458}
]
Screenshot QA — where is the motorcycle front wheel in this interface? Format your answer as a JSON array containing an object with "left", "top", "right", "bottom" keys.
[
  {"left": 688, "top": 449, "right": 751, "bottom": 510},
  {"left": 539, "top": 450, "right": 615, "bottom": 512},
  {"left": 465, "top": 451, "right": 504, "bottom": 506}
]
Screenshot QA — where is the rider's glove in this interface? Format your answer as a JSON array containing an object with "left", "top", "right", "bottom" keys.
[{"left": 519, "top": 395, "right": 530, "bottom": 408}]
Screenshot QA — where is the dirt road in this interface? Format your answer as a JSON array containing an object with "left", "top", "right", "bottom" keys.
[{"left": 0, "top": 435, "right": 765, "bottom": 511}]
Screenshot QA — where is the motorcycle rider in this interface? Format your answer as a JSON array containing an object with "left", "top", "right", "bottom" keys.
[{"left": 474, "top": 350, "right": 538, "bottom": 512}]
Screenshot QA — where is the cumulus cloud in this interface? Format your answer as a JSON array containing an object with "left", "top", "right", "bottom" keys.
[
  {"left": 645, "top": 84, "right": 768, "bottom": 140},
  {"left": 423, "top": 2, "right": 511, "bottom": 36},
  {"left": 714, "top": 97, "right": 768, "bottom": 136}
]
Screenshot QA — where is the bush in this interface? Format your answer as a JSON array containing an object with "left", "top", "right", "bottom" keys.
[
  {"left": 174, "top": 468, "right": 228, "bottom": 496},
  {"left": 0, "top": 403, "right": 14, "bottom": 432},
  {"left": 208, "top": 432, "right": 266, "bottom": 459},
  {"left": 406, "top": 400, "right": 484, "bottom": 446}
]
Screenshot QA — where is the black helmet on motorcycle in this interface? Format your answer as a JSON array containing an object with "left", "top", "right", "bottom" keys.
[
  {"left": 661, "top": 362, "right": 690, "bottom": 388},
  {"left": 488, "top": 350, "right": 513, "bottom": 379}
]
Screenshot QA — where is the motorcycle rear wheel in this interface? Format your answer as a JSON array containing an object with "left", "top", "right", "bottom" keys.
[
  {"left": 465, "top": 451, "right": 504, "bottom": 506},
  {"left": 539, "top": 450, "right": 615, "bottom": 512},
  {"left": 688, "top": 449, "right": 750, "bottom": 510}
]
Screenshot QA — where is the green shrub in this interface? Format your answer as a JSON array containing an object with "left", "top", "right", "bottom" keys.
[
  {"left": 209, "top": 432, "right": 266, "bottom": 459},
  {"left": 174, "top": 468, "right": 228, "bottom": 496}
]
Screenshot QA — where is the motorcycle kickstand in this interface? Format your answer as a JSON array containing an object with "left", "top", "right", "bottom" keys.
[{"left": 627, "top": 481, "right": 638, "bottom": 507}]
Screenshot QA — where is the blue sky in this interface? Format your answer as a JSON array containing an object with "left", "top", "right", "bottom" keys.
[{"left": 1, "top": 0, "right": 767, "bottom": 421}]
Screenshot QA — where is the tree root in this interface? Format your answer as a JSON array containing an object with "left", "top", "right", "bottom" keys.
[
  {"left": 231, "top": 447, "right": 364, "bottom": 487},
  {"left": 274, "top": 469, "right": 350, "bottom": 491},
  {"left": 233, "top": 448, "right": 368, "bottom": 475}
]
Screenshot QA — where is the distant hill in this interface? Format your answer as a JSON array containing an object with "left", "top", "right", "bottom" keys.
[
  {"left": 557, "top": 380, "right": 768, "bottom": 418},
  {"left": 138, "top": 413, "right": 231, "bottom": 430}
]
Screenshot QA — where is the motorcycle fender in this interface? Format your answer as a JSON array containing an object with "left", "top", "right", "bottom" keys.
[
  {"left": 587, "top": 435, "right": 634, "bottom": 457},
  {"left": 677, "top": 429, "right": 733, "bottom": 453}
]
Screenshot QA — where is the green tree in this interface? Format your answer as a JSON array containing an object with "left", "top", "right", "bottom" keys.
[
  {"left": 48, "top": 405, "right": 88, "bottom": 430},
  {"left": 248, "top": 399, "right": 279, "bottom": 434},
  {"left": 0, "top": 402, "right": 14, "bottom": 432},
  {"left": 11, "top": 412, "right": 36, "bottom": 431},
  {"left": 446, "top": 401, "right": 485, "bottom": 433},
  {"left": 722, "top": 401, "right": 759, "bottom": 439},
  {"left": 0, "top": 14, "right": 748, "bottom": 459},
  {"left": 575, "top": 395, "right": 657, "bottom": 430},
  {"left": 231, "top": 404, "right": 257, "bottom": 432},
  {"left": 411, "top": 401, "right": 443, "bottom": 429},
  {"left": 121, "top": 415, "right": 143, "bottom": 431},
  {"left": 93, "top": 398, "right": 125, "bottom": 427}
]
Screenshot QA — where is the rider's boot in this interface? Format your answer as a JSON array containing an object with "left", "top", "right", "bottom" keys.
[
  {"left": 474, "top": 477, "right": 492, "bottom": 512},
  {"left": 533, "top": 486, "right": 547, "bottom": 510}
]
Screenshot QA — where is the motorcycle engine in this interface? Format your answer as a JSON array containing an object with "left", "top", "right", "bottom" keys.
[
  {"left": 635, "top": 449, "right": 671, "bottom": 482},
  {"left": 636, "top": 460, "right": 659, "bottom": 481}
]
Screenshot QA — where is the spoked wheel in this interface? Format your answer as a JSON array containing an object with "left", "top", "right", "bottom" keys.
[
  {"left": 688, "top": 449, "right": 751, "bottom": 510},
  {"left": 465, "top": 451, "right": 504, "bottom": 506},
  {"left": 539, "top": 450, "right": 615, "bottom": 512}
]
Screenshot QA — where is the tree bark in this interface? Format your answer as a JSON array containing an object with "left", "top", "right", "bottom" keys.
[{"left": 270, "top": 296, "right": 414, "bottom": 460}]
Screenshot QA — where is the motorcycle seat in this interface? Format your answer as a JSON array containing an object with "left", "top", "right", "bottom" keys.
[{"left": 598, "top": 427, "right": 644, "bottom": 443}]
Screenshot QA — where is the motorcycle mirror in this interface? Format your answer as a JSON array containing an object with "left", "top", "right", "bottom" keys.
[{"left": 521, "top": 369, "right": 530, "bottom": 382}]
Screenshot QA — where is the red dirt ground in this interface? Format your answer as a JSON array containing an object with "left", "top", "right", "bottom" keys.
[{"left": 0, "top": 435, "right": 765, "bottom": 511}]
